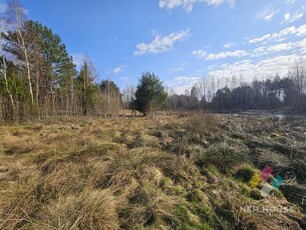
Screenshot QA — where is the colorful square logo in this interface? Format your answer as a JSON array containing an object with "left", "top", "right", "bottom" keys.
[{"left": 249, "top": 165, "right": 284, "bottom": 198}]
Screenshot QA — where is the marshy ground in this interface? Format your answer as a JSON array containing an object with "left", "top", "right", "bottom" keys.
[{"left": 0, "top": 113, "right": 305, "bottom": 229}]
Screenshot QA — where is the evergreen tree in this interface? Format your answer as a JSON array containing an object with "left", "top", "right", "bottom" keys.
[
  {"left": 134, "top": 72, "right": 167, "bottom": 116},
  {"left": 75, "top": 59, "right": 98, "bottom": 115}
]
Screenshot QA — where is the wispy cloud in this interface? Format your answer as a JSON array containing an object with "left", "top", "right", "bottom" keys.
[
  {"left": 194, "top": 36, "right": 306, "bottom": 62},
  {"left": 257, "top": 7, "right": 280, "bottom": 21},
  {"left": 167, "top": 62, "right": 186, "bottom": 73},
  {"left": 134, "top": 30, "right": 190, "bottom": 56},
  {"left": 249, "top": 24, "right": 306, "bottom": 44},
  {"left": 120, "top": 76, "right": 128, "bottom": 81},
  {"left": 113, "top": 65, "right": 126, "bottom": 74},
  {"left": 284, "top": 0, "right": 295, "bottom": 5},
  {"left": 251, "top": 39, "right": 306, "bottom": 57},
  {"left": 223, "top": 42, "right": 236, "bottom": 48},
  {"left": 281, "top": 11, "right": 304, "bottom": 24},
  {"left": 200, "top": 37, "right": 306, "bottom": 80},
  {"left": 159, "top": 0, "right": 235, "bottom": 13},
  {"left": 207, "top": 54, "right": 300, "bottom": 81},
  {"left": 167, "top": 84, "right": 192, "bottom": 95},
  {"left": 192, "top": 49, "right": 208, "bottom": 59},
  {"left": 166, "top": 75, "right": 202, "bottom": 94},
  {"left": 175, "top": 76, "right": 201, "bottom": 83},
  {"left": 193, "top": 49, "right": 248, "bottom": 60},
  {"left": 168, "top": 67, "right": 184, "bottom": 73}
]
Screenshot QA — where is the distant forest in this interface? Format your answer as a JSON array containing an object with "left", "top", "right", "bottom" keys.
[
  {"left": 168, "top": 69, "right": 306, "bottom": 113},
  {"left": 1, "top": 1, "right": 306, "bottom": 123}
]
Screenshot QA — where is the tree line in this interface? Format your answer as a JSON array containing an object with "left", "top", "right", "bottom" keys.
[
  {"left": 0, "top": 0, "right": 122, "bottom": 122},
  {"left": 0, "top": 0, "right": 167, "bottom": 122},
  {"left": 1, "top": 0, "right": 306, "bottom": 123},
  {"left": 168, "top": 65, "right": 306, "bottom": 113}
]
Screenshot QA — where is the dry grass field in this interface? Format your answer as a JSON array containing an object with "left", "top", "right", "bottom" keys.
[{"left": 0, "top": 113, "right": 305, "bottom": 229}]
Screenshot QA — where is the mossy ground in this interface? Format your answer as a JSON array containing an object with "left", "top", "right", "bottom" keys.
[{"left": 0, "top": 113, "right": 305, "bottom": 229}]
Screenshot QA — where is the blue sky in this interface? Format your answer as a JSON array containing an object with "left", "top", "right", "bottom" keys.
[{"left": 0, "top": 0, "right": 305, "bottom": 93}]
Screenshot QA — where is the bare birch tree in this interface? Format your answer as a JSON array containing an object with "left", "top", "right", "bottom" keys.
[
  {"left": 7, "top": 0, "right": 34, "bottom": 107},
  {"left": 0, "top": 17, "right": 16, "bottom": 117}
]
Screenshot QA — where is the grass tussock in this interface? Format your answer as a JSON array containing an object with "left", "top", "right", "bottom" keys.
[
  {"left": 185, "top": 113, "right": 221, "bottom": 139},
  {"left": 196, "top": 143, "right": 248, "bottom": 173},
  {"left": 0, "top": 113, "right": 305, "bottom": 229},
  {"left": 100, "top": 148, "right": 169, "bottom": 192},
  {"left": 4, "top": 136, "right": 41, "bottom": 155},
  {"left": 120, "top": 183, "right": 181, "bottom": 229},
  {"left": 30, "top": 190, "right": 119, "bottom": 230}
]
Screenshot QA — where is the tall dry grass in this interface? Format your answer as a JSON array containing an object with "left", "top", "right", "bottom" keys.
[{"left": 0, "top": 113, "right": 305, "bottom": 229}]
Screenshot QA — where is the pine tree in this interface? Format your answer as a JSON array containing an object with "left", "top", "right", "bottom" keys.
[{"left": 134, "top": 72, "right": 167, "bottom": 116}]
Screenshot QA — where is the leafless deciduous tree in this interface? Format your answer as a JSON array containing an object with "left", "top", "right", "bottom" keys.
[
  {"left": 7, "top": 0, "right": 34, "bottom": 107},
  {"left": 0, "top": 19, "right": 16, "bottom": 116}
]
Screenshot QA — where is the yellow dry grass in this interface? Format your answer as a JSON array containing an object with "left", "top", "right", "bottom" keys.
[{"left": 0, "top": 113, "right": 304, "bottom": 229}]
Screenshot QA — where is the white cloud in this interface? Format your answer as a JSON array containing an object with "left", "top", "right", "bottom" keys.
[
  {"left": 166, "top": 75, "right": 202, "bottom": 94},
  {"left": 284, "top": 13, "right": 290, "bottom": 21},
  {"left": 207, "top": 50, "right": 249, "bottom": 60},
  {"left": 120, "top": 76, "right": 128, "bottom": 81},
  {"left": 296, "top": 24, "right": 306, "bottom": 36},
  {"left": 193, "top": 49, "right": 248, "bottom": 60},
  {"left": 168, "top": 67, "right": 184, "bottom": 73},
  {"left": 194, "top": 37, "right": 306, "bottom": 62},
  {"left": 208, "top": 65, "right": 217, "bottom": 71},
  {"left": 223, "top": 42, "right": 236, "bottom": 48},
  {"left": 249, "top": 24, "right": 306, "bottom": 44},
  {"left": 175, "top": 76, "right": 201, "bottom": 83},
  {"left": 252, "top": 42, "right": 294, "bottom": 56},
  {"left": 282, "top": 11, "right": 304, "bottom": 24},
  {"left": 170, "top": 84, "right": 194, "bottom": 95},
  {"left": 292, "top": 12, "right": 304, "bottom": 21},
  {"left": 249, "top": 33, "right": 272, "bottom": 44},
  {"left": 159, "top": 0, "right": 235, "bottom": 13},
  {"left": 299, "top": 38, "right": 306, "bottom": 54},
  {"left": 284, "top": 0, "right": 295, "bottom": 5},
  {"left": 134, "top": 30, "right": 190, "bottom": 56},
  {"left": 168, "top": 62, "right": 187, "bottom": 73},
  {"left": 113, "top": 65, "right": 126, "bottom": 74},
  {"left": 257, "top": 7, "right": 280, "bottom": 21},
  {"left": 172, "top": 37, "right": 306, "bottom": 93},
  {"left": 0, "top": 3, "right": 8, "bottom": 14},
  {"left": 114, "top": 67, "right": 122, "bottom": 73},
  {"left": 207, "top": 55, "right": 301, "bottom": 81},
  {"left": 192, "top": 49, "right": 208, "bottom": 59}
]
